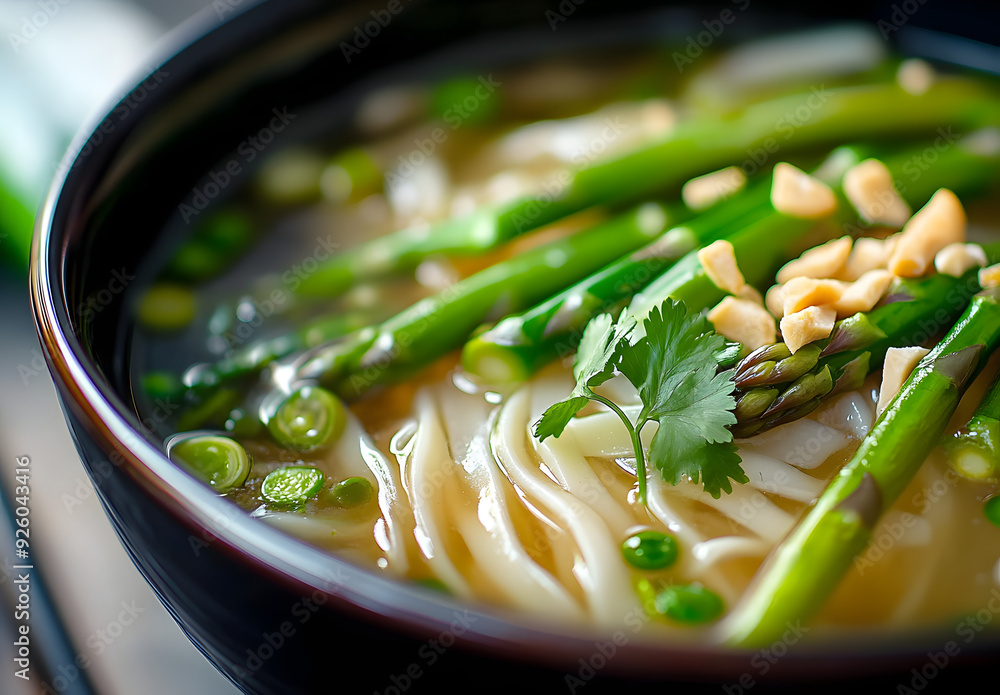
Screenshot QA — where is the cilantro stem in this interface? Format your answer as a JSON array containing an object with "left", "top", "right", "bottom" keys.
[{"left": 590, "top": 393, "right": 649, "bottom": 503}]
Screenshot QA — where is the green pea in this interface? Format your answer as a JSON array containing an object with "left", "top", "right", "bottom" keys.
[
  {"left": 137, "top": 284, "right": 197, "bottom": 333},
  {"left": 165, "top": 240, "right": 226, "bottom": 282},
  {"left": 256, "top": 149, "right": 324, "bottom": 205},
  {"left": 199, "top": 210, "right": 253, "bottom": 253},
  {"left": 654, "top": 584, "right": 724, "bottom": 625},
  {"left": 268, "top": 386, "right": 346, "bottom": 452},
  {"left": 985, "top": 495, "right": 1000, "bottom": 528},
  {"left": 141, "top": 371, "right": 183, "bottom": 401},
  {"left": 326, "top": 477, "right": 374, "bottom": 509},
  {"left": 430, "top": 76, "right": 500, "bottom": 126},
  {"left": 169, "top": 434, "right": 250, "bottom": 493},
  {"left": 621, "top": 530, "right": 679, "bottom": 570},
  {"left": 321, "top": 148, "right": 382, "bottom": 204},
  {"left": 225, "top": 407, "right": 263, "bottom": 438},
  {"left": 261, "top": 466, "right": 325, "bottom": 507}
]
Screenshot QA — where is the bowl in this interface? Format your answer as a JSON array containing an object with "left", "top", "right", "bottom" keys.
[{"left": 29, "top": 0, "right": 1000, "bottom": 692}]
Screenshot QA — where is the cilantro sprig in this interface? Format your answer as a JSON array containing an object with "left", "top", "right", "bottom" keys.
[{"left": 534, "top": 299, "right": 747, "bottom": 502}]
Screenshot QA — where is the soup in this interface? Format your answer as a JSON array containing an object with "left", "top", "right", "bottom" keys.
[{"left": 130, "top": 24, "right": 1000, "bottom": 647}]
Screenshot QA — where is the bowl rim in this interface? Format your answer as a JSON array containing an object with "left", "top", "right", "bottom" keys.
[{"left": 26, "top": 0, "right": 1000, "bottom": 684}]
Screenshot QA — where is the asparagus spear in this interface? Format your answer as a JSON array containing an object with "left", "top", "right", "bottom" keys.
[
  {"left": 943, "top": 370, "right": 1000, "bottom": 480},
  {"left": 724, "top": 287, "right": 1000, "bottom": 647},
  {"left": 731, "top": 254, "right": 1000, "bottom": 437},
  {"left": 289, "top": 202, "right": 682, "bottom": 398},
  {"left": 295, "top": 78, "right": 1000, "bottom": 298},
  {"left": 461, "top": 175, "right": 778, "bottom": 382},
  {"left": 463, "top": 136, "right": 1000, "bottom": 383}
]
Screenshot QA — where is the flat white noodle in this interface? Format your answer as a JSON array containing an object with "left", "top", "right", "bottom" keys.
[
  {"left": 401, "top": 390, "right": 473, "bottom": 597},
  {"left": 736, "top": 418, "right": 849, "bottom": 470},
  {"left": 646, "top": 475, "right": 744, "bottom": 604},
  {"left": 494, "top": 389, "right": 639, "bottom": 625},
  {"left": 887, "top": 463, "right": 955, "bottom": 624},
  {"left": 253, "top": 511, "right": 372, "bottom": 542},
  {"left": 818, "top": 392, "right": 874, "bottom": 440},
  {"left": 435, "top": 387, "right": 583, "bottom": 620},
  {"left": 321, "top": 412, "right": 411, "bottom": 573},
  {"left": 538, "top": 430, "right": 636, "bottom": 532},
  {"left": 671, "top": 481, "right": 796, "bottom": 545},
  {"left": 738, "top": 451, "right": 825, "bottom": 503},
  {"left": 691, "top": 536, "right": 772, "bottom": 567},
  {"left": 564, "top": 407, "right": 652, "bottom": 458}
]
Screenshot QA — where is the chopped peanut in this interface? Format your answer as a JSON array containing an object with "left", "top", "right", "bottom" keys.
[
  {"left": 682, "top": 166, "right": 746, "bottom": 211},
  {"left": 834, "top": 269, "right": 894, "bottom": 318},
  {"left": 875, "top": 346, "right": 930, "bottom": 415},
  {"left": 738, "top": 284, "right": 763, "bottom": 305},
  {"left": 776, "top": 236, "right": 853, "bottom": 283},
  {"left": 843, "top": 159, "right": 911, "bottom": 227},
  {"left": 698, "top": 240, "right": 745, "bottom": 295},
  {"left": 888, "top": 188, "right": 966, "bottom": 277},
  {"left": 779, "top": 305, "right": 837, "bottom": 354},
  {"left": 765, "top": 284, "right": 785, "bottom": 318},
  {"left": 979, "top": 262, "right": 1000, "bottom": 289},
  {"left": 781, "top": 277, "right": 848, "bottom": 315},
  {"left": 708, "top": 297, "right": 776, "bottom": 351},
  {"left": 934, "top": 243, "right": 988, "bottom": 277},
  {"left": 771, "top": 163, "right": 838, "bottom": 219},
  {"left": 841, "top": 236, "right": 897, "bottom": 281}
]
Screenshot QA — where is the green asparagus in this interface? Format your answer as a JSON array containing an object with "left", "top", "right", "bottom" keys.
[
  {"left": 292, "top": 202, "right": 681, "bottom": 398},
  {"left": 295, "top": 78, "right": 1000, "bottom": 298},
  {"left": 462, "top": 135, "right": 1000, "bottom": 385},
  {"left": 724, "top": 287, "right": 1000, "bottom": 647},
  {"left": 461, "top": 174, "right": 779, "bottom": 382},
  {"left": 731, "top": 249, "right": 1000, "bottom": 437}
]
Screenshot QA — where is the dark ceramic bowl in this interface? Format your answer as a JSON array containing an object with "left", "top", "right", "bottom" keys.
[{"left": 29, "top": 1, "right": 1000, "bottom": 693}]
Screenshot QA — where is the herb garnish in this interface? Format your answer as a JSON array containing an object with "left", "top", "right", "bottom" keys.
[{"left": 534, "top": 299, "right": 747, "bottom": 502}]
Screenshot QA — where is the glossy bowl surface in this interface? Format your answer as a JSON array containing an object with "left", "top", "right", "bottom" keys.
[{"left": 30, "top": 1, "right": 1000, "bottom": 692}]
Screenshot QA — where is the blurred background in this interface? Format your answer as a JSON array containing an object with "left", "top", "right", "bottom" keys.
[{"left": 0, "top": 2, "right": 242, "bottom": 692}]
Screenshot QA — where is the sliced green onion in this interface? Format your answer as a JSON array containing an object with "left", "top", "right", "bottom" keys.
[
  {"left": 261, "top": 466, "right": 325, "bottom": 507},
  {"left": 621, "top": 530, "right": 680, "bottom": 570},
  {"left": 169, "top": 434, "right": 251, "bottom": 493},
  {"left": 268, "top": 386, "right": 346, "bottom": 452}
]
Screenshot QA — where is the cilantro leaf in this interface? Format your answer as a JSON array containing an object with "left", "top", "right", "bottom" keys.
[
  {"left": 533, "top": 311, "right": 635, "bottom": 441},
  {"left": 617, "top": 300, "right": 746, "bottom": 498},
  {"left": 650, "top": 424, "right": 747, "bottom": 498},
  {"left": 532, "top": 298, "right": 747, "bottom": 502}
]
